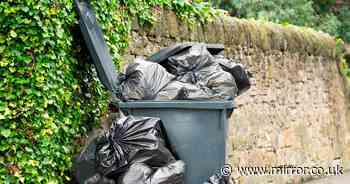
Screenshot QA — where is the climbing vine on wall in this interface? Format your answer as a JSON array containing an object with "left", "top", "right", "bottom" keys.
[{"left": 0, "top": 0, "right": 217, "bottom": 183}]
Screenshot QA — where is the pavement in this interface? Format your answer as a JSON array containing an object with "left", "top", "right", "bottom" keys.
[{"left": 305, "top": 172, "right": 350, "bottom": 184}]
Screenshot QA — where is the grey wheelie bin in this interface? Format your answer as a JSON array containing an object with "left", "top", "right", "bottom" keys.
[
  {"left": 75, "top": 0, "right": 234, "bottom": 183},
  {"left": 119, "top": 101, "right": 233, "bottom": 184}
]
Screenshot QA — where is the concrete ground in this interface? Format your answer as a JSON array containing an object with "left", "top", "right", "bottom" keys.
[{"left": 305, "top": 172, "right": 350, "bottom": 184}]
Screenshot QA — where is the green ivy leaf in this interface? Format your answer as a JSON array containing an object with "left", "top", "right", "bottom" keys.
[
  {"left": 9, "top": 30, "right": 17, "bottom": 38},
  {"left": 1, "top": 129, "right": 11, "bottom": 138}
]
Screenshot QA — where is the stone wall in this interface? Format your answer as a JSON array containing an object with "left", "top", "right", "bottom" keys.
[{"left": 123, "top": 10, "right": 350, "bottom": 184}]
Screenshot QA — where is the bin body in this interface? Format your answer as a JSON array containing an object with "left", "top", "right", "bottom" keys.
[{"left": 119, "top": 101, "right": 233, "bottom": 184}]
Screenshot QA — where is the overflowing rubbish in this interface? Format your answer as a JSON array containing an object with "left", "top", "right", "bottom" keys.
[
  {"left": 74, "top": 42, "right": 249, "bottom": 183},
  {"left": 148, "top": 43, "right": 251, "bottom": 98},
  {"left": 119, "top": 44, "right": 250, "bottom": 101},
  {"left": 74, "top": 116, "right": 182, "bottom": 184},
  {"left": 75, "top": 0, "right": 251, "bottom": 182}
]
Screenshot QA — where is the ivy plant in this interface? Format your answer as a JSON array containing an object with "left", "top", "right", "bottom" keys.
[{"left": 0, "top": 0, "right": 217, "bottom": 183}]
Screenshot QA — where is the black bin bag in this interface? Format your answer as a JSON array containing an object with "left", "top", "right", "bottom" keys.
[
  {"left": 213, "top": 55, "right": 251, "bottom": 96},
  {"left": 118, "top": 161, "right": 185, "bottom": 184},
  {"left": 74, "top": 116, "right": 176, "bottom": 183},
  {"left": 99, "top": 116, "right": 175, "bottom": 177},
  {"left": 120, "top": 58, "right": 175, "bottom": 101},
  {"left": 166, "top": 44, "right": 238, "bottom": 100}
]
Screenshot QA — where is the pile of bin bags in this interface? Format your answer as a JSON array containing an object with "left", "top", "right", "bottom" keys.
[
  {"left": 119, "top": 44, "right": 250, "bottom": 101},
  {"left": 74, "top": 116, "right": 230, "bottom": 184}
]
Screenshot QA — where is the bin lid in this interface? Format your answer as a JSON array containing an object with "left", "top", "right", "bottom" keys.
[
  {"left": 118, "top": 100, "right": 234, "bottom": 110},
  {"left": 74, "top": 0, "right": 121, "bottom": 96}
]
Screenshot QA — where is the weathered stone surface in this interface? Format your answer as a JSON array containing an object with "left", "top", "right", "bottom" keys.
[{"left": 123, "top": 11, "right": 350, "bottom": 184}]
